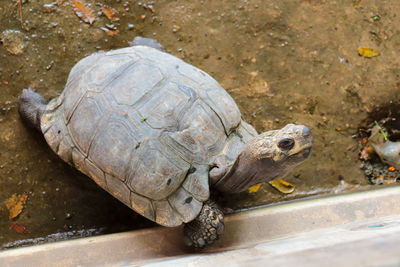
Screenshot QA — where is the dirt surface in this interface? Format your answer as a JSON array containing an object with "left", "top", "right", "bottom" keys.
[{"left": 1, "top": 0, "right": 400, "bottom": 249}]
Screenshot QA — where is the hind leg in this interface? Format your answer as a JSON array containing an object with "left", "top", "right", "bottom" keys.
[{"left": 18, "top": 88, "right": 47, "bottom": 131}]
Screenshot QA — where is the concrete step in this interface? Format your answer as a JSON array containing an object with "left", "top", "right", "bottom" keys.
[
  {"left": 1, "top": 186, "right": 400, "bottom": 266},
  {"left": 146, "top": 215, "right": 400, "bottom": 267}
]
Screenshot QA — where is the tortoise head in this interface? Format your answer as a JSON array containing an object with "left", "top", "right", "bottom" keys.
[{"left": 213, "top": 124, "right": 312, "bottom": 193}]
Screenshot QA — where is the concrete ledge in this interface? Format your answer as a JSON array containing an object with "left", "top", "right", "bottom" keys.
[
  {"left": 1, "top": 186, "right": 400, "bottom": 266},
  {"left": 143, "top": 215, "right": 400, "bottom": 266}
]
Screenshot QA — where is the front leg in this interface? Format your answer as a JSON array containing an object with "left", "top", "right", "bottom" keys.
[{"left": 183, "top": 200, "right": 224, "bottom": 249}]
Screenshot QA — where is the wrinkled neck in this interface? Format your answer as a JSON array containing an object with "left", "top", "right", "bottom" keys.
[{"left": 214, "top": 151, "right": 276, "bottom": 193}]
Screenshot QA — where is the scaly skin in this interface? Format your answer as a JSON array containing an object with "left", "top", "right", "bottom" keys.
[
  {"left": 18, "top": 88, "right": 46, "bottom": 131},
  {"left": 184, "top": 200, "right": 224, "bottom": 249}
]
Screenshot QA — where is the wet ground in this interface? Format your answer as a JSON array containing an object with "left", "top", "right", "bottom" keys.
[{"left": 1, "top": 0, "right": 400, "bottom": 249}]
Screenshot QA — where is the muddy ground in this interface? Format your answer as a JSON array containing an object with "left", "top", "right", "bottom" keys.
[{"left": 1, "top": 0, "right": 399, "bottom": 248}]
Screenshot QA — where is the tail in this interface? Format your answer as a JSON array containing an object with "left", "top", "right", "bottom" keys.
[{"left": 18, "top": 88, "right": 47, "bottom": 131}]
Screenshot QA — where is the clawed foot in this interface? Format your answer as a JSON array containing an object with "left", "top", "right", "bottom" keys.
[{"left": 183, "top": 200, "right": 224, "bottom": 249}]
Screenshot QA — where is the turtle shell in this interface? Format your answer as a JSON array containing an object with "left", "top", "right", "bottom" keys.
[{"left": 40, "top": 46, "right": 242, "bottom": 227}]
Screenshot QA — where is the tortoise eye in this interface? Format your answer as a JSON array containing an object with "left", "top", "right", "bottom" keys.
[{"left": 278, "top": 138, "right": 295, "bottom": 150}]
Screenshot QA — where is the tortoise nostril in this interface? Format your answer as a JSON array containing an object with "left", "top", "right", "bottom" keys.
[{"left": 302, "top": 126, "right": 311, "bottom": 138}]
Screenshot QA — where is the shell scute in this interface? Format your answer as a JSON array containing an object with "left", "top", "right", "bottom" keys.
[
  {"left": 68, "top": 93, "right": 107, "bottom": 155},
  {"left": 164, "top": 101, "right": 226, "bottom": 163},
  {"left": 127, "top": 139, "right": 190, "bottom": 200},
  {"left": 108, "top": 62, "right": 164, "bottom": 107},
  {"left": 85, "top": 55, "right": 137, "bottom": 93},
  {"left": 130, "top": 192, "right": 155, "bottom": 221},
  {"left": 88, "top": 113, "right": 140, "bottom": 181},
  {"left": 168, "top": 187, "right": 202, "bottom": 223},
  {"left": 105, "top": 173, "right": 131, "bottom": 207},
  {"left": 137, "top": 83, "right": 193, "bottom": 131},
  {"left": 153, "top": 200, "right": 182, "bottom": 227}
]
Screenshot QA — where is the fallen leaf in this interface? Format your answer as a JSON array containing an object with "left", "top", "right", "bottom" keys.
[
  {"left": 360, "top": 145, "right": 372, "bottom": 160},
  {"left": 269, "top": 178, "right": 295, "bottom": 194},
  {"left": 2, "top": 80, "right": 9, "bottom": 85},
  {"left": 358, "top": 47, "right": 379, "bottom": 58},
  {"left": 172, "top": 24, "right": 181, "bottom": 32},
  {"left": 101, "top": 27, "right": 119, "bottom": 37},
  {"left": 362, "top": 138, "right": 368, "bottom": 144},
  {"left": 72, "top": 0, "right": 95, "bottom": 24},
  {"left": 105, "top": 24, "right": 117, "bottom": 30},
  {"left": 389, "top": 166, "right": 396, "bottom": 172},
  {"left": 248, "top": 184, "right": 261, "bottom": 193},
  {"left": 6, "top": 193, "right": 28, "bottom": 220},
  {"left": 102, "top": 5, "right": 120, "bottom": 22},
  {"left": 10, "top": 221, "right": 28, "bottom": 234},
  {"left": 386, "top": 179, "right": 396, "bottom": 184}
]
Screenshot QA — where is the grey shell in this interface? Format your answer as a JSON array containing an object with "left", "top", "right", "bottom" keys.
[{"left": 40, "top": 46, "right": 242, "bottom": 227}]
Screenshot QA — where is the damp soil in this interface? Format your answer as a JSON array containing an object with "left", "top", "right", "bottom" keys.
[{"left": 1, "top": 0, "right": 400, "bottom": 249}]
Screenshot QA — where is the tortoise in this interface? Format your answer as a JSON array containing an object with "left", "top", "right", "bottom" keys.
[{"left": 18, "top": 37, "right": 312, "bottom": 249}]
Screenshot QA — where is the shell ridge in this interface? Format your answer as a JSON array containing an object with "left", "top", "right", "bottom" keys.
[
  {"left": 65, "top": 90, "right": 86, "bottom": 124},
  {"left": 96, "top": 59, "right": 138, "bottom": 94},
  {"left": 159, "top": 135, "right": 191, "bottom": 164},
  {"left": 175, "top": 87, "right": 198, "bottom": 129},
  {"left": 149, "top": 199, "right": 156, "bottom": 221},
  {"left": 202, "top": 101, "right": 228, "bottom": 136},
  {"left": 166, "top": 198, "right": 184, "bottom": 221},
  {"left": 85, "top": 113, "right": 111, "bottom": 159}
]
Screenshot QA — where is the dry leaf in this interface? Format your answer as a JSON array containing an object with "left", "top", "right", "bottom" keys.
[
  {"left": 101, "top": 27, "right": 119, "bottom": 37},
  {"left": 172, "top": 24, "right": 181, "bottom": 32},
  {"left": 72, "top": 0, "right": 95, "bottom": 24},
  {"left": 269, "top": 178, "right": 295, "bottom": 194},
  {"left": 360, "top": 145, "right": 371, "bottom": 160},
  {"left": 358, "top": 47, "right": 379, "bottom": 58},
  {"left": 102, "top": 5, "right": 120, "bottom": 22},
  {"left": 248, "top": 184, "right": 261, "bottom": 193},
  {"left": 6, "top": 193, "right": 28, "bottom": 220},
  {"left": 10, "top": 221, "right": 29, "bottom": 234}
]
